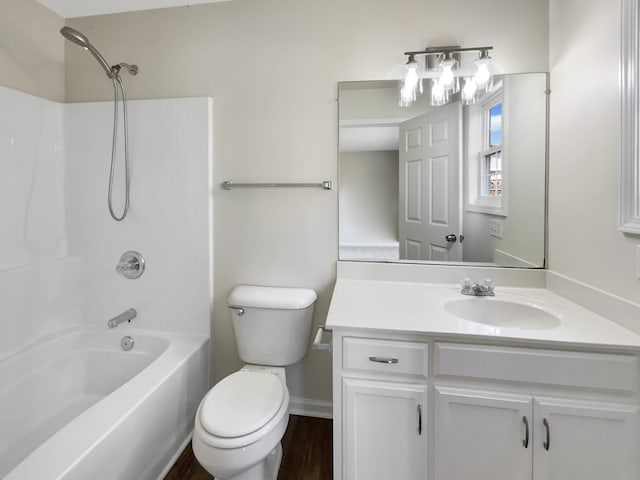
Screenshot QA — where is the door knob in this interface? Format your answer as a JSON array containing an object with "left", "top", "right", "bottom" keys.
[{"left": 445, "top": 234, "right": 457, "bottom": 242}]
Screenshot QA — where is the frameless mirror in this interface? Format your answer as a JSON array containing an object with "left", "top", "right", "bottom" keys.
[{"left": 338, "top": 73, "right": 547, "bottom": 268}]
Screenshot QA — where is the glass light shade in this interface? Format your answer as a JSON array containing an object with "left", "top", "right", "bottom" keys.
[
  {"left": 461, "top": 77, "right": 478, "bottom": 105},
  {"left": 439, "top": 57, "right": 460, "bottom": 94},
  {"left": 430, "top": 79, "right": 449, "bottom": 106},
  {"left": 474, "top": 53, "right": 493, "bottom": 92},
  {"left": 399, "top": 58, "right": 423, "bottom": 107}
]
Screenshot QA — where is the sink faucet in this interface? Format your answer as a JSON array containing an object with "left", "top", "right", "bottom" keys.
[
  {"left": 107, "top": 308, "right": 137, "bottom": 328},
  {"left": 460, "top": 278, "right": 495, "bottom": 296}
]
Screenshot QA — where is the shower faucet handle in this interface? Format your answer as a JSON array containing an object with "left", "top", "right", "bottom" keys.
[{"left": 116, "top": 250, "right": 145, "bottom": 279}]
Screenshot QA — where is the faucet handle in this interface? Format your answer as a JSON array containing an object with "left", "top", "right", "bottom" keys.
[
  {"left": 484, "top": 278, "right": 494, "bottom": 289},
  {"left": 461, "top": 278, "right": 473, "bottom": 289}
]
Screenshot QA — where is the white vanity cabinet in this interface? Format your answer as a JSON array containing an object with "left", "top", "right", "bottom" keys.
[
  {"left": 332, "top": 333, "right": 640, "bottom": 480},
  {"left": 433, "top": 343, "right": 640, "bottom": 480},
  {"left": 333, "top": 335, "right": 429, "bottom": 480}
]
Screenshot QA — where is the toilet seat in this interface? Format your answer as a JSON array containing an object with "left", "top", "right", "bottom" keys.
[{"left": 197, "top": 370, "right": 289, "bottom": 450}]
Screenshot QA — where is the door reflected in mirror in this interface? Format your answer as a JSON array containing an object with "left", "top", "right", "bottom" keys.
[{"left": 338, "top": 73, "right": 547, "bottom": 268}]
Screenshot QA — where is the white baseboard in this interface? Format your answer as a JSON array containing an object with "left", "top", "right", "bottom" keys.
[{"left": 288, "top": 396, "right": 333, "bottom": 419}]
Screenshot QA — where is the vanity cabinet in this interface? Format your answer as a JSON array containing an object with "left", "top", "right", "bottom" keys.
[
  {"left": 334, "top": 336, "right": 429, "bottom": 480},
  {"left": 332, "top": 333, "right": 640, "bottom": 480},
  {"left": 342, "top": 379, "right": 427, "bottom": 480},
  {"left": 434, "top": 387, "right": 638, "bottom": 480}
]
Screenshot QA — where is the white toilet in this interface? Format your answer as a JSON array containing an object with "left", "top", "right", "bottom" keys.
[{"left": 193, "top": 285, "right": 317, "bottom": 480}]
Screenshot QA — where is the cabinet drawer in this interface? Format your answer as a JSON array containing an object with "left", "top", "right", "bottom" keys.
[
  {"left": 343, "top": 338, "right": 428, "bottom": 378},
  {"left": 434, "top": 343, "right": 639, "bottom": 392}
]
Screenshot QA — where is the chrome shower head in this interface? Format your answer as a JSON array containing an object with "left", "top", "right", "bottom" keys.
[{"left": 60, "top": 26, "right": 114, "bottom": 78}]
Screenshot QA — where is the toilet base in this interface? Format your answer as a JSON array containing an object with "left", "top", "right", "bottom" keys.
[{"left": 214, "top": 442, "right": 282, "bottom": 480}]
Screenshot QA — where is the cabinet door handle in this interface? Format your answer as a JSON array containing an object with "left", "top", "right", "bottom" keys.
[
  {"left": 418, "top": 404, "right": 422, "bottom": 435},
  {"left": 368, "top": 356, "right": 399, "bottom": 364},
  {"left": 543, "top": 418, "right": 550, "bottom": 451},
  {"left": 522, "top": 416, "right": 529, "bottom": 448}
]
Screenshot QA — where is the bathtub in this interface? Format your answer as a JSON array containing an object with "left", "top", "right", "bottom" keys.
[{"left": 0, "top": 327, "right": 209, "bottom": 480}]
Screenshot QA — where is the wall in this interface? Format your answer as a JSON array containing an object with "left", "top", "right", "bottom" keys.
[
  {"left": 63, "top": 0, "right": 549, "bottom": 405},
  {"left": 0, "top": 0, "right": 65, "bottom": 101},
  {"left": 463, "top": 73, "right": 547, "bottom": 267},
  {"left": 549, "top": 0, "right": 640, "bottom": 304},
  {"left": 339, "top": 150, "right": 399, "bottom": 245}
]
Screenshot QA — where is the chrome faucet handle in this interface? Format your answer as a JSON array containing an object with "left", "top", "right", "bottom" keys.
[{"left": 116, "top": 251, "right": 145, "bottom": 279}]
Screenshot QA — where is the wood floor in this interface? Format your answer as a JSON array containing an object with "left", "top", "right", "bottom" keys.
[{"left": 164, "top": 415, "right": 333, "bottom": 480}]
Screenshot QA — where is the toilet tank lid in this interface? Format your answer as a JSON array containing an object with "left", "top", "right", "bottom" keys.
[{"left": 229, "top": 285, "right": 317, "bottom": 309}]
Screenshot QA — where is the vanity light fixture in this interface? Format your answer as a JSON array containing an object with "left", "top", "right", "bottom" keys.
[{"left": 399, "top": 45, "right": 494, "bottom": 107}]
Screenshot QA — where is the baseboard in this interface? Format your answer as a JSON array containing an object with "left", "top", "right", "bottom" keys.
[{"left": 288, "top": 396, "right": 333, "bottom": 419}]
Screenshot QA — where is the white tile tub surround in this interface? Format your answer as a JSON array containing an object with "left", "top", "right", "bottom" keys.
[
  {"left": 0, "top": 86, "right": 66, "bottom": 269},
  {"left": 64, "top": 97, "right": 213, "bottom": 336}
]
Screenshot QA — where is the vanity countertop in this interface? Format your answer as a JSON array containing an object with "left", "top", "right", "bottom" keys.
[{"left": 325, "top": 278, "right": 640, "bottom": 350}]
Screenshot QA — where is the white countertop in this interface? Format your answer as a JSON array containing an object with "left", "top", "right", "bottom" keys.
[{"left": 326, "top": 278, "right": 640, "bottom": 350}]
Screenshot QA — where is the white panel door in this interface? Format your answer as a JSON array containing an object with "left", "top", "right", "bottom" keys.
[
  {"left": 434, "top": 386, "right": 532, "bottom": 480},
  {"left": 399, "top": 103, "right": 461, "bottom": 261},
  {"left": 342, "top": 378, "right": 428, "bottom": 480},
  {"left": 533, "top": 397, "right": 639, "bottom": 480}
]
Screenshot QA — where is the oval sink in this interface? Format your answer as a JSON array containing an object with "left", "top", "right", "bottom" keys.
[{"left": 444, "top": 298, "right": 561, "bottom": 330}]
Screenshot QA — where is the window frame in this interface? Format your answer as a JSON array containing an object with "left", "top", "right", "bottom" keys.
[{"left": 466, "top": 84, "right": 508, "bottom": 216}]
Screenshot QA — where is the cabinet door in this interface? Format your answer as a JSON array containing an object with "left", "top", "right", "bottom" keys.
[
  {"left": 533, "top": 397, "right": 639, "bottom": 480},
  {"left": 434, "top": 386, "right": 532, "bottom": 480},
  {"left": 342, "top": 378, "right": 428, "bottom": 480}
]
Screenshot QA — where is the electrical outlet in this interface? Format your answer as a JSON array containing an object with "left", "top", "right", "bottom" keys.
[{"left": 489, "top": 220, "right": 503, "bottom": 239}]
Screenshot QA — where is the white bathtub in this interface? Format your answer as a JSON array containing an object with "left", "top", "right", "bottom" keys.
[{"left": 0, "top": 327, "right": 209, "bottom": 480}]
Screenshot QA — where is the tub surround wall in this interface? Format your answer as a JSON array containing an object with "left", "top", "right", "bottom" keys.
[
  {"left": 0, "top": 86, "right": 82, "bottom": 358},
  {"left": 0, "top": 85, "right": 212, "bottom": 360},
  {"left": 65, "top": 97, "right": 213, "bottom": 336}
]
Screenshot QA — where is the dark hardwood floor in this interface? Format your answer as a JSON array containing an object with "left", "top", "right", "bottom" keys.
[{"left": 164, "top": 415, "right": 332, "bottom": 480}]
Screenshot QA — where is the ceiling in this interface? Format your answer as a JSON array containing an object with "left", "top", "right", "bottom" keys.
[{"left": 37, "top": 0, "right": 232, "bottom": 19}]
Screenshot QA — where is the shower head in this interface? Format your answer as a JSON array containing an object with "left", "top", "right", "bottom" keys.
[{"left": 60, "top": 26, "right": 114, "bottom": 78}]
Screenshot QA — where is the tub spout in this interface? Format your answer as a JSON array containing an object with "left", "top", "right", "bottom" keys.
[{"left": 108, "top": 308, "right": 137, "bottom": 329}]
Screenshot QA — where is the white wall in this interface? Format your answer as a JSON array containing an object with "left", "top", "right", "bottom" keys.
[
  {"left": 549, "top": 0, "right": 640, "bottom": 304},
  {"left": 0, "top": 1, "right": 65, "bottom": 101},
  {"left": 339, "top": 151, "right": 399, "bottom": 245},
  {"left": 64, "top": 97, "right": 212, "bottom": 335},
  {"left": 63, "top": 0, "right": 549, "bottom": 404}
]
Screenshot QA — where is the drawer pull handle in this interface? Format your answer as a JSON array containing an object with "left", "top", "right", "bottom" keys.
[
  {"left": 522, "top": 416, "right": 529, "bottom": 448},
  {"left": 368, "top": 356, "right": 399, "bottom": 364},
  {"left": 543, "top": 418, "right": 550, "bottom": 451},
  {"left": 418, "top": 404, "right": 422, "bottom": 435}
]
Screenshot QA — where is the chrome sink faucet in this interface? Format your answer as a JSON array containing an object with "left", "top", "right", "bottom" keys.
[{"left": 461, "top": 278, "right": 495, "bottom": 296}]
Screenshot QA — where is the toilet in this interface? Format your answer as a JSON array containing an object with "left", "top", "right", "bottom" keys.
[{"left": 193, "top": 285, "right": 317, "bottom": 480}]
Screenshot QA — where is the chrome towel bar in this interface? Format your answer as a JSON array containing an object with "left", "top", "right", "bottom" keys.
[{"left": 221, "top": 180, "right": 332, "bottom": 190}]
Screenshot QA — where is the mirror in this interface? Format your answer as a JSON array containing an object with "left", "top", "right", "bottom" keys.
[{"left": 338, "top": 73, "right": 547, "bottom": 268}]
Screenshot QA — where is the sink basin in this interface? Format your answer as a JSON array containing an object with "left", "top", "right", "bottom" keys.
[{"left": 444, "top": 298, "right": 561, "bottom": 330}]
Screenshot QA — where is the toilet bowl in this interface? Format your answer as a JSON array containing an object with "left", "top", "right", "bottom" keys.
[
  {"left": 193, "top": 285, "right": 317, "bottom": 480},
  {"left": 193, "top": 366, "right": 290, "bottom": 480}
]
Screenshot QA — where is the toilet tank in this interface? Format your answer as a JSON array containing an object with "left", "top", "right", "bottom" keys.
[{"left": 228, "top": 285, "right": 317, "bottom": 366}]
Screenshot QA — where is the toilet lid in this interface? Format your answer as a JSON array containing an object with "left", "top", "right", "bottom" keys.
[{"left": 200, "top": 371, "right": 285, "bottom": 438}]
